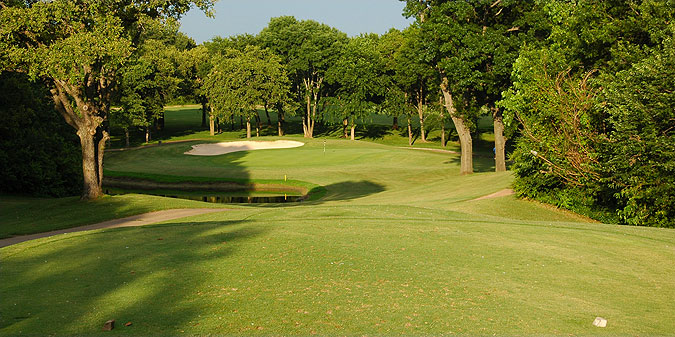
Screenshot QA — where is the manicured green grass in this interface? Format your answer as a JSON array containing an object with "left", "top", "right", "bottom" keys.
[
  {"left": 2, "top": 203, "right": 674, "bottom": 335},
  {"left": 2, "top": 107, "right": 674, "bottom": 335}
]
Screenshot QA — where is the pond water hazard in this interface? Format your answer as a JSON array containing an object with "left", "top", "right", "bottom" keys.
[{"left": 105, "top": 189, "right": 303, "bottom": 204}]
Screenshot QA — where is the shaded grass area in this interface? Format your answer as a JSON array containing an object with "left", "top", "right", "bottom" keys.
[
  {"left": 0, "top": 194, "right": 225, "bottom": 239},
  {"left": 104, "top": 171, "right": 326, "bottom": 200},
  {"left": 2, "top": 206, "right": 674, "bottom": 335}
]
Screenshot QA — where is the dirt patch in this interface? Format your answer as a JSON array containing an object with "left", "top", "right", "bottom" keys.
[
  {"left": 0, "top": 209, "right": 228, "bottom": 248},
  {"left": 185, "top": 140, "right": 305, "bottom": 156}
]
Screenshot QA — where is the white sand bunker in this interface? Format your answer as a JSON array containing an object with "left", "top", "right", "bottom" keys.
[{"left": 185, "top": 140, "right": 305, "bottom": 156}]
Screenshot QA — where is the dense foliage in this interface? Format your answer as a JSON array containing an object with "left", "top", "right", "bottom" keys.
[
  {"left": 113, "top": 25, "right": 196, "bottom": 144},
  {"left": 502, "top": 0, "right": 675, "bottom": 227},
  {"left": 0, "top": 72, "right": 81, "bottom": 197},
  {"left": 0, "top": 0, "right": 213, "bottom": 199},
  {"left": 204, "top": 46, "right": 291, "bottom": 138},
  {"left": 259, "top": 16, "right": 348, "bottom": 138},
  {"left": 325, "top": 34, "right": 388, "bottom": 140}
]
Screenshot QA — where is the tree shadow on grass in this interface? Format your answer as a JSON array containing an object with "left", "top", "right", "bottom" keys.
[
  {"left": 355, "top": 124, "right": 392, "bottom": 140},
  {"left": 0, "top": 219, "right": 268, "bottom": 335},
  {"left": 248, "top": 180, "right": 386, "bottom": 208},
  {"left": 310, "top": 180, "right": 386, "bottom": 203},
  {"left": 444, "top": 153, "right": 496, "bottom": 173}
]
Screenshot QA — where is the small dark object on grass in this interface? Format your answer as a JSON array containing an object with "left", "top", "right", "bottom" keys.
[{"left": 103, "top": 320, "right": 115, "bottom": 331}]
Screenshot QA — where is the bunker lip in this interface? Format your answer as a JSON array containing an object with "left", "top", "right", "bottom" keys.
[{"left": 185, "top": 140, "right": 305, "bottom": 156}]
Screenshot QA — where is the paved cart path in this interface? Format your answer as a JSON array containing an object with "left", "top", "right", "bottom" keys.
[{"left": 0, "top": 208, "right": 229, "bottom": 248}]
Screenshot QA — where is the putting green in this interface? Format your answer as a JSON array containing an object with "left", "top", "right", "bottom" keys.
[{"left": 2, "top": 137, "right": 674, "bottom": 335}]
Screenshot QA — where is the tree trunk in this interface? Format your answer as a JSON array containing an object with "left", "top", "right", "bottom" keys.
[
  {"left": 407, "top": 115, "right": 413, "bottom": 146},
  {"left": 440, "top": 95, "right": 446, "bottom": 147},
  {"left": 343, "top": 118, "right": 349, "bottom": 139},
  {"left": 209, "top": 114, "right": 215, "bottom": 136},
  {"left": 124, "top": 128, "right": 130, "bottom": 148},
  {"left": 441, "top": 123, "right": 446, "bottom": 147},
  {"left": 265, "top": 105, "right": 272, "bottom": 126},
  {"left": 493, "top": 107, "right": 507, "bottom": 172},
  {"left": 277, "top": 107, "right": 285, "bottom": 136},
  {"left": 97, "top": 129, "right": 109, "bottom": 190},
  {"left": 201, "top": 99, "right": 207, "bottom": 128},
  {"left": 246, "top": 117, "right": 251, "bottom": 139},
  {"left": 78, "top": 130, "right": 103, "bottom": 200},
  {"left": 255, "top": 112, "right": 261, "bottom": 137},
  {"left": 392, "top": 116, "right": 399, "bottom": 130},
  {"left": 309, "top": 91, "right": 319, "bottom": 138},
  {"left": 441, "top": 76, "right": 473, "bottom": 175},
  {"left": 145, "top": 126, "right": 150, "bottom": 143},
  {"left": 157, "top": 114, "right": 164, "bottom": 131},
  {"left": 50, "top": 79, "right": 110, "bottom": 200},
  {"left": 418, "top": 87, "right": 426, "bottom": 142},
  {"left": 350, "top": 120, "right": 356, "bottom": 141},
  {"left": 304, "top": 94, "right": 311, "bottom": 138}
]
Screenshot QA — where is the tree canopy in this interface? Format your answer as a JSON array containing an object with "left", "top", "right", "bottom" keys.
[
  {"left": 204, "top": 46, "right": 291, "bottom": 139},
  {"left": 0, "top": 0, "right": 214, "bottom": 199},
  {"left": 259, "top": 16, "right": 348, "bottom": 138}
]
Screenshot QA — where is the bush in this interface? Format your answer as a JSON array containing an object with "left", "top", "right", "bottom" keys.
[
  {"left": 0, "top": 72, "right": 82, "bottom": 197},
  {"left": 601, "top": 35, "right": 675, "bottom": 227}
]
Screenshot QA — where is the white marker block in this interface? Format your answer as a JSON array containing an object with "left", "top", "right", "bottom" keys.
[{"left": 593, "top": 317, "right": 607, "bottom": 328}]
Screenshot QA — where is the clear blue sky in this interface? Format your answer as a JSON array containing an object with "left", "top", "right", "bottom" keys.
[{"left": 179, "top": 0, "right": 413, "bottom": 44}]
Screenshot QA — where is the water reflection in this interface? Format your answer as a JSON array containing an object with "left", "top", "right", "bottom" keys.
[{"left": 105, "top": 189, "right": 302, "bottom": 204}]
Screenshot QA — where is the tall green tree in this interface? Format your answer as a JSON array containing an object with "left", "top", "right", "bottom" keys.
[
  {"left": 402, "top": 0, "right": 540, "bottom": 174},
  {"left": 377, "top": 29, "right": 407, "bottom": 133},
  {"left": 259, "top": 16, "right": 347, "bottom": 138},
  {"left": 0, "top": 0, "right": 213, "bottom": 199},
  {"left": 378, "top": 28, "right": 425, "bottom": 146},
  {"left": 116, "top": 39, "right": 182, "bottom": 144},
  {"left": 182, "top": 45, "right": 213, "bottom": 129},
  {"left": 326, "top": 34, "right": 388, "bottom": 140},
  {"left": 204, "top": 46, "right": 291, "bottom": 139},
  {"left": 398, "top": 26, "right": 437, "bottom": 144}
]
